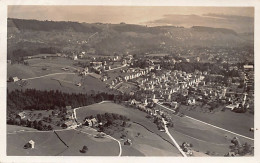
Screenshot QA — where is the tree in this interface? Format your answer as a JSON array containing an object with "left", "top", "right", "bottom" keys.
[
  {"left": 61, "top": 123, "right": 67, "bottom": 129},
  {"left": 80, "top": 145, "right": 88, "bottom": 153},
  {"left": 48, "top": 125, "right": 53, "bottom": 130},
  {"left": 121, "top": 121, "right": 126, "bottom": 127}
]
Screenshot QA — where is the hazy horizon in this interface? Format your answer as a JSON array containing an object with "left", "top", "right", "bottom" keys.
[{"left": 8, "top": 6, "right": 254, "bottom": 33}]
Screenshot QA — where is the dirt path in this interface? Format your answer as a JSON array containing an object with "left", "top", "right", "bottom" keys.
[{"left": 22, "top": 72, "right": 76, "bottom": 81}]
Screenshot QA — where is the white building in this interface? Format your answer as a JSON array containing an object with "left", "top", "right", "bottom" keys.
[{"left": 29, "top": 140, "right": 35, "bottom": 149}]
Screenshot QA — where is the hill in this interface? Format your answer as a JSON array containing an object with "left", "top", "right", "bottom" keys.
[{"left": 7, "top": 18, "right": 253, "bottom": 60}]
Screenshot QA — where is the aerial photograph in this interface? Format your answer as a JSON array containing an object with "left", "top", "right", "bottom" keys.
[{"left": 6, "top": 6, "right": 254, "bottom": 157}]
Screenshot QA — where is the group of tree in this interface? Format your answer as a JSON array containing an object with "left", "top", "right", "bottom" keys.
[
  {"left": 7, "top": 117, "right": 53, "bottom": 131},
  {"left": 10, "top": 18, "right": 101, "bottom": 33},
  {"left": 8, "top": 89, "right": 125, "bottom": 113},
  {"left": 80, "top": 145, "right": 88, "bottom": 153},
  {"left": 227, "top": 137, "right": 253, "bottom": 156},
  {"left": 173, "top": 62, "right": 240, "bottom": 78},
  {"left": 130, "top": 58, "right": 150, "bottom": 69},
  {"left": 84, "top": 113, "right": 130, "bottom": 131},
  {"left": 8, "top": 47, "right": 61, "bottom": 63}
]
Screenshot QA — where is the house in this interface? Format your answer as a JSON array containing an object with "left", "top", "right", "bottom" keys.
[
  {"left": 141, "top": 98, "right": 148, "bottom": 106},
  {"left": 80, "top": 70, "right": 88, "bottom": 76},
  {"left": 84, "top": 118, "right": 98, "bottom": 127},
  {"left": 24, "top": 140, "right": 35, "bottom": 149},
  {"left": 187, "top": 97, "right": 196, "bottom": 105},
  {"left": 226, "top": 151, "right": 236, "bottom": 157},
  {"left": 129, "top": 99, "right": 138, "bottom": 105},
  {"left": 62, "top": 67, "right": 69, "bottom": 71},
  {"left": 73, "top": 55, "right": 78, "bottom": 60},
  {"left": 124, "top": 139, "right": 132, "bottom": 145},
  {"left": 101, "top": 76, "right": 108, "bottom": 82},
  {"left": 9, "top": 76, "right": 19, "bottom": 82},
  {"left": 113, "top": 56, "right": 119, "bottom": 61},
  {"left": 18, "top": 111, "right": 26, "bottom": 119}
]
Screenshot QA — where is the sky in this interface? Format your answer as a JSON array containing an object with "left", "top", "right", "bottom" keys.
[
  {"left": 8, "top": 6, "right": 254, "bottom": 24},
  {"left": 7, "top": 6, "right": 254, "bottom": 33}
]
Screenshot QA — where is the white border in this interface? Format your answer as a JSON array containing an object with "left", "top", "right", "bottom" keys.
[{"left": 0, "top": 0, "right": 259, "bottom": 163}]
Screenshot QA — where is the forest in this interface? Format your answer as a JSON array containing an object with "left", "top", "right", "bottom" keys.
[{"left": 7, "top": 89, "right": 132, "bottom": 118}]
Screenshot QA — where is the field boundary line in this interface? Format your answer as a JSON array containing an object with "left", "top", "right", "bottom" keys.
[
  {"left": 157, "top": 103, "right": 254, "bottom": 141},
  {"left": 54, "top": 130, "right": 69, "bottom": 147}
]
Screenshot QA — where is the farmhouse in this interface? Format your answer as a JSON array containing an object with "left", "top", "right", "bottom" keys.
[
  {"left": 9, "top": 76, "right": 19, "bottom": 82},
  {"left": 187, "top": 97, "right": 196, "bottom": 105},
  {"left": 84, "top": 118, "right": 98, "bottom": 127},
  {"left": 124, "top": 139, "right": 132, "bottom": 145},
  {"left": 76, "top": 83, "right": 82, "bottom": 87},
  {"left": 18, "top": 111, "right": 26, "bottom": 119},
  {"left": 73, "top": 55, "right": 78, "bottom": 60},
  {"left": 101, "top": 76, "right": 108, "bottom": 82}
]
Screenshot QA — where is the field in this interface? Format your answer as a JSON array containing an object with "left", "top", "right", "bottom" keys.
[
  {"left": 7, "top": 56, "right": 112, "bottom": 94},
  {"left": 7, "top": 130, "right": 67, "bottom": 156},
  {"left": 155, "top": 104, "right": 254, "bottom": 156},
  {"left": 7, "top": 125, "right": 119, "bottom": 156},
  {"left": 75, "top": 102, "right": 182, "bottom": 156},
  {"left": 7, "top": 125, "right": 38, "bottom": 133},
  {"left": 121, "top": 122, "right": 181, "bottom": 156},
  {"left": 179, "top": 105, "right": 254, "bottom": 138},
  {"left": 55, "top": 129, "right": 119, "bottom": 156},
  {"left": 8, "top": 57, "right": 78, "bottom": 79}
]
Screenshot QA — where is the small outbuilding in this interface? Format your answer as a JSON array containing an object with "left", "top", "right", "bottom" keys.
[
  {"left": 9, "top": 76, "right": 19, "bottom": 82},
  {"left": 24, "top": 140, "right": 35, "bottom": 149},
  {"left": 124, "top": 139, "right": 132, "bottom": 146}
]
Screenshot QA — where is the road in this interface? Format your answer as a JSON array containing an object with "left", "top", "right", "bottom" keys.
[
  {"left": 21, "top": 72, "right": 76, "bottom": 81},
  {"left": 162, "top": 118, "right": 188, "bottom": 157},
  {"left": 157, "top": 103, "right": 254, "bottom": 141}
]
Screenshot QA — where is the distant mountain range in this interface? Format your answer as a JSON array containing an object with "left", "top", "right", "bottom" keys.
[
  {"left": 146, "top": 14, "right": 254, "bottom": 33},
  {"left": 7, "top": 18, "right": 253, "bottom": 59}
]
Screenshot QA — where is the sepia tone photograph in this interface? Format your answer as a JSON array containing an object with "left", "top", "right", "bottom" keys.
[{"left": 4, "top": 3, "right": 257, "bottom": 160}]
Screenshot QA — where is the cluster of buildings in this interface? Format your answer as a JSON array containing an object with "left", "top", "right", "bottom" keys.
[{"left": 128, "top": 99, "right": 172, "bottom": 131}]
